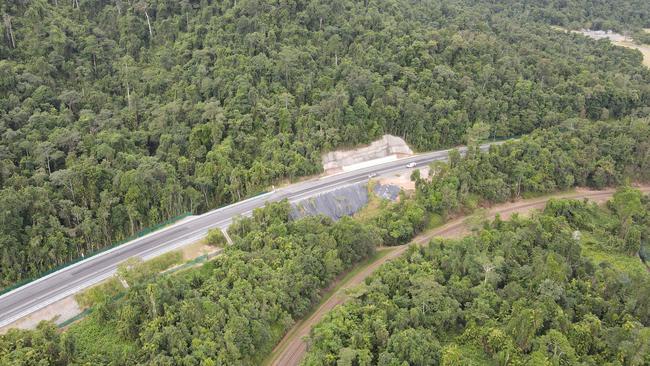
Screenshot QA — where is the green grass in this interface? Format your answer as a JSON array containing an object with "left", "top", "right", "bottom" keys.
[
  {"left": 140, "top": 250, "right": 183, "bottom": 274},
  {"left": 354, "top": 184, "right": 387, "bottom": 223},
  {"left": 521, "top": 187, "right": 577, "bottom": 200},
  {"left": 579, "top": 230, "right": 648, "bottom": 275},
  {"left": 583, "top": 246, "right": 647, "bottom": 274},
  {"left": 68, "top": 315, "right": 137, "bottom": 363},
  {"left": 567, "top": 203, "right": 649, "bottom": 276},
  {"left": 426, "top": 212, "right": 445, "bottom": 230},
  {"left": 75, "top": 277, "right": 124, "bottom": 308}
]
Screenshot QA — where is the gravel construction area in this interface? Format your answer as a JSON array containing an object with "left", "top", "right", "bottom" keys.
[
  {"left": 373, "top": 183, "right": 401, "bottom": 201},
  {"left": 376, "top": 166, "right": 430, "bottom": 192},
  {"left": 291, "top": 182, "right": 369, "bottom": 221},
  {"left": 267, "top": 185, "right": 650, "bottom": 366}
]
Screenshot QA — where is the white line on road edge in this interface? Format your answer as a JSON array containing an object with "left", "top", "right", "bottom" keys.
[
  {"left": 0, "top": 214, "right": 197, "bottom": 302},
  {"left": 0, "top": 271, "right": 116, "bottom": 328},
  {"left": 1, "top": 226, "right": 222, "bottom": 328},
  {"left": 195, "top": 191, "right": 276, "bottom": 219},
  {"left": 0, "top": 191, "right": 276, "bottom": 303}
]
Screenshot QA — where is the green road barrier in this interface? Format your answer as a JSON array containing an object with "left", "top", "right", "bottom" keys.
[
  {"left": 0, "top": 212, "right": 192, "bottom": 296},
  {"left": 57, "top": 308, "right": 93, "bottom": 328},
  {"left": 163, "top": 254, "right": 208, "bottom": 275},
  {"left": 162, "top": 249, "right": 224, "bottom": 276},
  {"left": 58, "top": 292, "right": 126, "bottom": 329}
]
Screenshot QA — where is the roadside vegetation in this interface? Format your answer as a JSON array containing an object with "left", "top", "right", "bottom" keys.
[
  {"left": 1, "top": 202, "right": 383, "bottom": 365},
  {"left": 2, "top": 0, "right": 650, "bottom": 289},
  {"left": 205, "top": 228, "right": 228, "bottom": 247},
  {"left": 264, "top": 247, "right": 397, "bottom": 365},
  {"left": 74, "top": 251, "right": 185, "bottom": 310}
]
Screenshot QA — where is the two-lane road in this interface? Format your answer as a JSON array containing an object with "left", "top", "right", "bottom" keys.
[{"left": 0, "top": 143, "right": 494, "bottom": 328}]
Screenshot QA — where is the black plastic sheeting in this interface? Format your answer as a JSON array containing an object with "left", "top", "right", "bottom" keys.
[
  {"left": 290, "top": 181, "right": 404, "bottom": 221},
  {"left": 291, "top": 182, "right": 369, "bottom": 221},
  {"left": 373, "top": 183, "right": 401, "bottom": 201}
]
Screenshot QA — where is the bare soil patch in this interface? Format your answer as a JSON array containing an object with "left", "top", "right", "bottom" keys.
[
  {"left": 377, "top": 166, "right": 429, "bottom": 191},
  {"left": 179, "top": 241, "right": 216, "bottom": 261}
]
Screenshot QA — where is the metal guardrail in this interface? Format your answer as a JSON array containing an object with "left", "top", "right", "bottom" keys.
[{"left": 0, "top": 212, "right": 193, "bottom": 296}]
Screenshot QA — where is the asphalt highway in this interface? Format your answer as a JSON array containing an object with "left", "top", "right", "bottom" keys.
[{"left": 0, "top": 143, "right": 493, "bottom": 328}]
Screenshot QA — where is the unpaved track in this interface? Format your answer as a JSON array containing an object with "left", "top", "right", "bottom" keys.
[{"left": 268, "top": 186, "right": 650, "bottom": 366}]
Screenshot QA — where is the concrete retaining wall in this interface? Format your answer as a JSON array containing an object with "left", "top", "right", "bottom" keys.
[{"left": 322, "top": 135, "right": 413, "bottom": 173}]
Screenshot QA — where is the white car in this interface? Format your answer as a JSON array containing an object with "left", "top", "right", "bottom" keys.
[
  {"left": 368, "top": 172, "right": 377, "bottom": 178},
  {"left": 406, "top": 162, "right": 417, "bottom": 168}
]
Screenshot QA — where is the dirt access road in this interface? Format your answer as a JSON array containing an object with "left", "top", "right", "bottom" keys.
[{"left": 267, "top": 186, "right": 650, "bottom": 366}]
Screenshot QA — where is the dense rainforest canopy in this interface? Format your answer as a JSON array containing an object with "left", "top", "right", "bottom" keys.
[
  {"left": 303, "top": 192, "right": 650, "bottom": 365},
  {"left": 1, "top": 0, "right": 650, "bottom": 287},
  {"left": 488, "top": 0, "right": 650, "bottom": 35}
]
